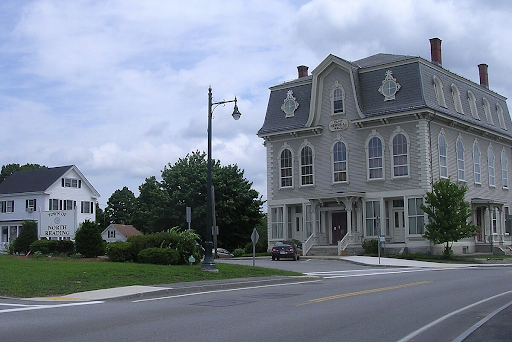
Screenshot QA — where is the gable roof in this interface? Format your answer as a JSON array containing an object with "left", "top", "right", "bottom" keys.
[
  {"left": 105, "top": 224, "right": 142, "bottom": 238},
  {"left": 0, "top": 165, "right": 72, "bottom": 195}
]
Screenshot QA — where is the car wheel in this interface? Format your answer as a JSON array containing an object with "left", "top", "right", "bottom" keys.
[
  {"left": 292, "top": 254, "right": 297, "bottom": 261},
  {"left": 272, "top": 256, "right": 275, "bottom": 261},
  {"left": 277, "top": 257, "right": 280, "bottom": 261},
  {"left": 297, "top": 255, "right": 300, "bottom": 260}
]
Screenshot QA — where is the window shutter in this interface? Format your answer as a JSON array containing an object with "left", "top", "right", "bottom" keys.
[
  {"left": 79, "top": 180, "right": 82, "bottom": 188},
  {"left": 34, "top": 199, "right": 36, "bottom": 210},
  {"left": 26, "top": 199, "right": 28, "bottom": 208},
  {"left": 62, "top": 178, "right": 64, "bottom": 187},
  {"left": 59, "top": 200, "right": 63, "bottom": 210},
  {"left": 90, "top": 202, "right": 94, "bottom": 214}
]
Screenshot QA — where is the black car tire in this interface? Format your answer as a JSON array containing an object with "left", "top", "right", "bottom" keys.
[{"left": 272, "top": 256, "right": 275, "bottom": 261}]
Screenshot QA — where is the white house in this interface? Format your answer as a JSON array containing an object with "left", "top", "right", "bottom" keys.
[
  {"left": 258, "top": 38, "right": 512, "bottom": 256},
  {"left": 0, "top": 165, "right": 100, "bottom": 252},
  {"left": 102, "top": 224, "right": 142, "bottom": 243}
]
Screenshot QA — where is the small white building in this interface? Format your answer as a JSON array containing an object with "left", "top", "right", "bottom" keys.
[
  {"left": 0, "top": 165, "right": 100, "bottom": 252},
  {"left": 102, "top": 224, "right": 142, "bottom": 243}
]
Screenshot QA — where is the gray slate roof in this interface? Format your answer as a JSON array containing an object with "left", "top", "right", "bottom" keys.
[{"left": 0, "top": 165, "right": 73, "bottom": 195}]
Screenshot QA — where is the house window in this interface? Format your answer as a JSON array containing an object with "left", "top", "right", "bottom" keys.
[
  {"left": 483, "top": 98, "right": 494, "bottom": 125},
  {"left": 488, "top": 146, "right": 495, "bottom": 187},
  {"left": 468, "top": 91, "right": 480, "bottom": 120},
  {"left": 305, "top": 204, "right": 313, "bottom": 237},
  {"left": 497, "top": 103, "right": 506, "bottom": 130},
  {"left": 63, "top": 178, "right": 81, "bottom": 188},
  {"left": 365, "top": 200, "right": 380, "bottom": 236},
  {"left": 300, "top": 145, "right": 314, "bottom": 186},
  {"left": 271, "top": 207, "right": 284, "bottom": 239},
  {"left": 49, "top": 199, "right": 60, "bottom": 210},
  {"left": 492, "top": 207, "right": 498, "bottom": 234},
  {"left": 26, "top": 199, "right": 37, "bottom": 212},
  {"left": 333, "top": 141, "right": 347, "bottom": 183},
  {"left": 502, "top": 149, "right": 509, "bottom": 189},
  {"left": 1, "top": 201, "right": 14, "bottom": 213},
  {"left": 81, "top": 201, "right": 93, "bottom": 214},
  {"left": 331, "top": 82, "right": 345, "bottom": 114},
  {"left": 392, "top": 133, "right": 409, "bottom": 178},
  {"left": 474, "top": 142, "right": 481, "bottom": 184},
  {"left": 64, "top": 200, "right": 76, "bottom": 210},
  {"left": 438, "top": 133, "right": 448, "bottom": 178},
  {"left": 280, "top": 148, "right": 293, "bottom": 188},
  {"left": 108, "top": 230, "right": 116, "bottom": 239},
  {"left": 451, "top": 84, "right": 464, "bottom": 114},
  {"left": 433, "top": 75, "right": 447, "bottom": 108},
  {"left": 456, "top": 138, "right": 465, "bottom": 181},
  {"left": 505, "top": 207, "right": 511, "bottom": 234},
  {"left": 408, "top": 198, "right": 424, "bottom": 235},
  {"left": 368, "top": 136, "right": 383, "bottom": 180}
]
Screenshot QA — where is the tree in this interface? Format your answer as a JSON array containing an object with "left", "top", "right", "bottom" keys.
[
  {"left": 95, "top": 203, "right": 107, "bottom": 230},
  {"left": 12, "top": 220, "right": 38, "bottom": 254},
  {"left": 0, "top": 163, "right": 47, "bottom": 183},
  {"left": 421, "top": 178, "right": 479, "bottom": 258},
  {"left": 75, "top": 220, "right": 105, "bottom": 257},
  {"left": 106, "top": 186, "right": 136, "bottom": 225},
  {"left": 160, "top": 151, "right": 264, "bottom": 251},
  {"left": 132, "top": 176, "right": 170, "bottom": 233}
]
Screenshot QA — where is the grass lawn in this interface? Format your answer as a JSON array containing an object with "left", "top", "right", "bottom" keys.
[{"left": 0, "top": 254, "right": 301, "bottom": 298}]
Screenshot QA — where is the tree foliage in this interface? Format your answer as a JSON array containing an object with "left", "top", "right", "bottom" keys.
[
  {"left": 0, "top": 163, "right": 47, "bottom": 183},
  {"left": 75, "top": 220, "right": 105, "bottom": 257},
  {"left": 132, "top": 176, "right": 170, "bottom": 233},
  {"left": 13, "top": 220, "right": 38, "bottom": 254},
  {"left": 106, "top": 186, "right": 136, "bottom": 225},
  {"left": 421, "top": 178, "right": 479, "bottom": 257}
]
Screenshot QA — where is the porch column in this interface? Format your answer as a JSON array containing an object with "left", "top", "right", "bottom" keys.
[
  {"left": 346, "top": 208, "right": 353, "bottom": 236},
  {"left": 379, "top": 198, "right": 385, "bottom": 237}
]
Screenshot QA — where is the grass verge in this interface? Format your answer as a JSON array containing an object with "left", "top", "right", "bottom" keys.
[{"left": 0, "top": 254, "right": 301, "bottom": 298}]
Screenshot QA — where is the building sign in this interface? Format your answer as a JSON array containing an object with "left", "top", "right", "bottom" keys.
[
  {"left": 40, "top": 210, "right": 77, "bottom": 239},
  {"left": 329, "top": 118, "right": 349, "bottom": 131}
]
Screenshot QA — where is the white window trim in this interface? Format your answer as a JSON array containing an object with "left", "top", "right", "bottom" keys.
[
  {"left": 389, "top": 128, "right": 410, "bottom": 179},
  {"left": 488, "top": 144, "right": 496, "bottom": 188},
  {"left": 330, "top": 81, "right": 346, "bottom": 115},
  {"left": 468, "top": 90, "right": 480, "bottom": 120},
  {"left": 451, "top": 84, "right": 464, "bottom": 114},
  {"left": 331, "top": 138, "right": 349, "bottom": 184},
  {"left": 278, "top": 143, "right": 294, "bottom": 189},
  {"left": 433, "top": 75, "right": 447, "bottom": 108},
  {"left": 365, "top": 131, "right": 385, "bottom": 181},
  {"left": 298, "top": 140, "right": 315, "bottom": 187},
  {"left": 497, "top": 103, "right": 507, "bottom": 130},
  {"left": 501, "top": 148, "right": 509, "bottom": 189},
  {"left": 483, "top": 97, "right": 494, "bottom": 125},
  {"left": 438, "top": 131, "right": 448, "bottom": 179},
  {"left": 456, "top": 135, "right": 465, "bottom": 182},
  {"left": 473, "top": 140, "right": 482, "bottom": 185}
]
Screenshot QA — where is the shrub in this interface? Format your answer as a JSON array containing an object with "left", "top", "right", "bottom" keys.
[
  {"left": 56, "top": 240, "right": 75, "bottom": 255},
  {"left": 244, "top": 237, "right": 268, "bottom": 254},
  {"left": 362, "top": 239, "right": 379, "bottom": 255},
  {"left": 106, "top": 241, "right": 134, "bottom": 262},
  {"left": 75, "top": 220, "right": 105, "bottom": 258},
  {"left": 137, "top": 247, "right": 180, "bottom": 265},
  {"left": 233, "top": 248, "right": 245, "bottom": 257},
  {"left": 30, "top": 239, "right": 59, "bottom": 255},
  {"left": 13, "top": 220, "right": 38, "bottom": 254}
]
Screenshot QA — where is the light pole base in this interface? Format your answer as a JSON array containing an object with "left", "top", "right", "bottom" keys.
[{"left": 201, "top": 241, "right": 218, "bottom": 272}]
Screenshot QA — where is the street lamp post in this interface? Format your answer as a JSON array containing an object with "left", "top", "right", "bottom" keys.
[{"left": 201, "top": 86, "right": 241, "bottom": 272}]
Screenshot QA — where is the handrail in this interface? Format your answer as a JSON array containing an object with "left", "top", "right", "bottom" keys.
[
  {"left": 337, "top": 233, "right": 351, "bottom": 256},
  {"left": 302, "top": 233, "right": 315, "bottom": 256}
]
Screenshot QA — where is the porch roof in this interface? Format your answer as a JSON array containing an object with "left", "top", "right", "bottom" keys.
[
  {"left": 308, "top": 192, "right": 365, "bottom": 204},
  {"left": 471, "top": 198, "right": 506, "bottom": 206}
]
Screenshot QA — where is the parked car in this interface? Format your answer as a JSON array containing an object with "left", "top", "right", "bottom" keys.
[
  {"left": 213, "top": 247, "right": 234, "bottom": 258},
  {"left": 271, "top": 241, "right": 301, "bottom": 261}
]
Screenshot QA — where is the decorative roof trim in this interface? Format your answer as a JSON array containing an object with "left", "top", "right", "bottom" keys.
[{"left": 257, "top": 126, "right": 323, "bottom": 141}]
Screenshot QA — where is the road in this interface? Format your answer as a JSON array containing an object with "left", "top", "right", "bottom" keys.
[{"left": 1, "top": 258, "right": 511, "bottom": 342}]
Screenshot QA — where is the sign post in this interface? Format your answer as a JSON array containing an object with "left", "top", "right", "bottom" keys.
[
  {"left": 251, "top": 228, "right": 259, "bottom": 267},
  {"left": 186, "top": 206, "right": 191, "bottom": 230}
]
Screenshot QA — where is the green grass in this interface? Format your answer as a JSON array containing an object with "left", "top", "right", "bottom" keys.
[{"left": 0, "top": 255, "right": 301, "bottom": 298}]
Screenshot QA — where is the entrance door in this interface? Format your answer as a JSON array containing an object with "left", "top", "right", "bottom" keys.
[
  {"left": 476, "top": 207, "right": 484, "bottom": 242},
  {"left": 331, "top": 211, "right": 347, "bottom": 244},
  {"left": 392, "top": 209, "right": 405, "bottom": 242}
]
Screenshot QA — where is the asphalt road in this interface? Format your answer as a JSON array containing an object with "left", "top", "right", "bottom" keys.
[{"left": 1, "top": 259, "right": 511, "bottom": 342}]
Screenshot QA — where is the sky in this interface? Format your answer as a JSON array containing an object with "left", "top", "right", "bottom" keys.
[{"left": 1, "top": 0, "right": 512, "bottom": 210}]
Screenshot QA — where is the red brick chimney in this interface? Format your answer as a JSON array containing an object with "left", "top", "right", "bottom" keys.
[
  {"left": 429, "top": 38, "right": 442, "bottom": 66},
  {"left": 478, "top": 63, "right": 489, "bottom": 88},
  {"left": 297, "top": 65, "right": 309, "bottom": 78}
]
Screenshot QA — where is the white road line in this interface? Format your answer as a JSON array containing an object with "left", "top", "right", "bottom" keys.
[
  {"left": 0, "top": 301, "right": 104, "bottom": 314},
  {"left": 132, "top": 279, "right": 322, "bottom": 303},
  {"left": 396, "top": 289, "right": 512, "bottom": 342},
  {"left": 0, "top": 303, "right": 38, "bottom": 307},
  {"left": 306, "top": 267, "right": 463, "bottom": 279}
]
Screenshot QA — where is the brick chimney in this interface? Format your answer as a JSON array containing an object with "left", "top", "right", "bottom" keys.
[
  {"left": 478, "top": 63, "right": 489, "bottom": 88},
  {"left": 429, "top": 38, "right": 442, "bottom": 66},
  {"left": 297, "top": 65, "right": 309, "bottom": 78}
]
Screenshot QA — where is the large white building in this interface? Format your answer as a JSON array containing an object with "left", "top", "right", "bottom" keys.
[
  {"left": 258, "top": 38, "right": 512, "bottom": 256},
  {"left": 0, "top": 165, "right": 100, "bottom": 252}
]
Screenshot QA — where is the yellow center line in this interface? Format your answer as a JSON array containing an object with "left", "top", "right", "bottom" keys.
[{"left": 297, "top": 281, "right": 432, "bottom": 306}]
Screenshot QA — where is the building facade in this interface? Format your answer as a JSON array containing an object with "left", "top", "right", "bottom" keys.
[
  {"left": 258, "top": 38, "right": 512, "bottom": 256},
  {"left": 0, "top": 165, "right": 100, "bottom": 252}
]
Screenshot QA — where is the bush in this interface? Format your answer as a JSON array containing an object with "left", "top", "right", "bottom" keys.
[
  {"left": 362, "top": 239, "right": 379, "bottom": 255},
  {"left": 233, "top": 248, "right": 245, "bottom": 257},
  {"left": 106, "top": 241, "right": 134, "bottom": 262},
  {"left": 75, "top": 220, "right": 105, "bottom": 258},
  {"left": 137, "top": 247, "right": 180, "bottom": 265},
  {"left": 30, "top": 239, "right": 59, "bottom": 255},
  {"left": 13, "top": 220, "right": 38, "bottom": 254},
  {"left": 56, "top": 240, "right": 75, "bottom": 255},
  {"left": 244, "top": 237, "right": 268, "bottom": 254}
]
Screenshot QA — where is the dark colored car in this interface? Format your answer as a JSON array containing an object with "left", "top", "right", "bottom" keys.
[{"left": 271, "top": 241, "right": 301, "bottom": 261}]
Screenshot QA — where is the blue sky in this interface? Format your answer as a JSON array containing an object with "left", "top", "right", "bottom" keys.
[{"left": 1, "top": 0, "right": 511, "bottom": 209}]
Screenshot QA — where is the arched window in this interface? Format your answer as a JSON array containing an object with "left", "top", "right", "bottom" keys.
[
  {"left": 300, "top": 145, "right": 314, "bottom": 186},
  {"left": 331, "top": 81, "right": 345, "bottom": 115},
  {"left": 451, "top": 84, "right": 464, "bottom": 114},
  {"left": 392, "top": 133, "right": 409, "bottom": 177},
  {"left": 502, "top": 148, "right": 509, "bottom": 189},
  {"left": 433, "top": 75, "right": 447, "bottom": 108},
  {"left": 468, "top": 91, "right": 480, "bottom": 120},
  {"left": 497, "top": 103, "right": 507, "bottom": 130},
  {"left": 483, "top": 98, "right": 494, "bottom": 125},
  {"left": 456, "top": 137, "right": 465, "bottom": 181},
  {"left": 279, "top": 148, "right": 293, "bottom": 188},
  {"left": 438, "top": 133, "right": 448, "bottom": 178},
  {"left": 333, "top": 141, "right": 347, "bottom": 183},
  {"left": 368, "top": 136, "right": 384, "bottom": 179},
  {"left": 473, "top": 141, "right": 481, "bottom": 184},
  {"left": 488, "top": 145, "right": 495, "bottom": 187}
]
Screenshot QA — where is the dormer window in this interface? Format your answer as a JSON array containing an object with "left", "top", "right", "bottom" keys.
[
  {"left": 451, "top": 84, "right": 463, "bottom": 114},
  {"left": 433, "top": 75, "right": 447, "bottom": 108},
  {"left": 483, "top": 98, "right": 494, "bottom": 125},
  {"left": 331, "top": 81, "right": 345, "bottom": 115},
  {"left": 281, "top": 90, "right": 299, "bottom": 118},
  {"left": 62, "top": 178, "right": 81, "bottom": 188},
  {"left": 468, "top": 91, "right": 480, "bottom": 120},
  {"left": 497, "top": 103, "right": 506, "bottom": 130}
]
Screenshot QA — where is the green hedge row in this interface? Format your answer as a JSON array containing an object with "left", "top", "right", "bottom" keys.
[{"left": 29, "top": 239, "right": 75, "bottom": 255}]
